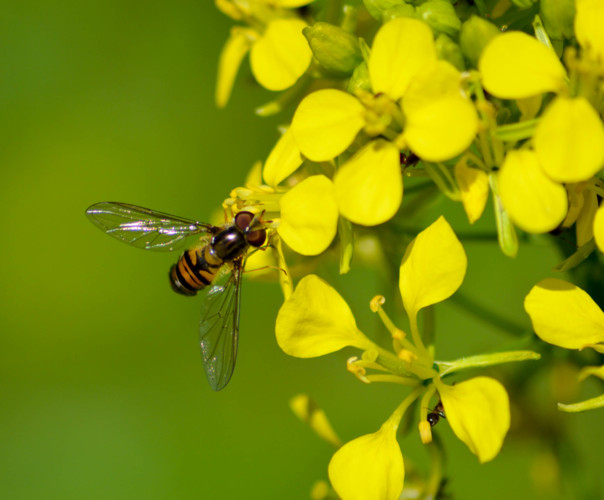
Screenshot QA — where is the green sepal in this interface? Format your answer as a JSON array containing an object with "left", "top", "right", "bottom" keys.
[
  {"left": 553, "top": 239, "right": 596, "bottom": 272},
  {"left": 490, "top": 172, "right": 518, "bottom": 258},
  {"left": 494, "top": 119, "right": 538, "bottom": 142},
  {"left": 558, "top": 395, "right": 604, "bottom": 413},
  {"left": 338, "top": 217, "right": 354, "bottom": 275},
  {"left": 435, "top": 34, "right": 465, "bottom": 71}
]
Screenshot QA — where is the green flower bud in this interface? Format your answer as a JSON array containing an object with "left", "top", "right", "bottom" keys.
[
  {"left": 347, "top": 62, "right": 371, "bottom": 94},
  {"left": 303, "top": 22, "right": 363, "bottom": 77},
  {"left": 459, "top": 15, "right": 500, "bottom": 68},
  {"left": 417, "top": 0, "right": 461, "bottom": 37},
  {"left": 363, "top": 0, "right": 407, "bottom": 21},
  {"left": 509, "top": 0, "right": 536, "bottom": 8},
  {"left": 540, "top": 0, "right": 575, "bottom": 40},
  {"left": 435, "top": 34, "right": 465, "bottom": 71},
  {"left": 382, "top": 3, "right": 416, "bottom": 22}
]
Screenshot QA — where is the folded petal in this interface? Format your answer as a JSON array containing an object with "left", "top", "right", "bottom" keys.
[
  {"left": 438, "top": 377, "right": 510, "bottom": 463},
  {"left": 534, "top": 97, "right": 604, "bottom": 183},
  {"left": 369, "top": 18, "right": 437, "bottom": 100},
  {"left": 291, "top": 89, "right": 366, "bottom": 161},
  {"left": 399, "top": 216, "right": 467, "bottom": 318},
  {"left": 215, "top": 27, "right": 255, "bottom": 107},
  {"left": 479, "top": 31, "right": 567, "bottom": 99},
  {"left": 263, "top": 127, "right": 303, "bottom": 186},
  {"left": 334, "top": 140, "right": 402, "bottom": 226},
  {"left": 328, "top": 420, "right": 404, "bottom": 500},
  {"left": 275, "top": 274, "right": 371, "bottom": 357},
  {"left": 402, "top": 61, "right": 478, "bottom": 161},
  {"left": 595, "top": 203, "right": 604, "bottom": 253},
  {"left": 524, "top": 278, "right": 604, "bottom": 349},
  {"left": 278, "top": 175, "right": 338, "bottom": 255},
  {"left": 455, "top": 160, "right": 489, "bottom": 224},
  {"left": 498, "top": 149, "right": 567, "bottom": 233},
  {"left": 250, "top": 18, "right": 312, "bottom": 91}
]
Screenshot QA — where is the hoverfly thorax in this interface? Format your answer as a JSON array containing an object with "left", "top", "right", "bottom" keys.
[{"left": 211, "top": 211, "right": 266, "bottom": 261}]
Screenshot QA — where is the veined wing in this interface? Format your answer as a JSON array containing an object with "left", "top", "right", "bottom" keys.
[
  {"left": 199, "top": 266, "right": 242, "bottom": 391},
  {"left": 86, "top": 202, "right": 215, "bottom": 252}
]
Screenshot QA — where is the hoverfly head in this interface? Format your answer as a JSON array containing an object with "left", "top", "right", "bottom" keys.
[{"left": 234, "top": 210, "right": 267, "bottom": 248}]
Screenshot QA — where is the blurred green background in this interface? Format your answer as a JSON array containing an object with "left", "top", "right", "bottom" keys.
[{"left": 2, "top": 2, "right": 603, "bottom": 499}]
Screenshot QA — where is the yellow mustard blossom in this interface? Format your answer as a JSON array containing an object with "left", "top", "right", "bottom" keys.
[
  {"left": 595, "top": 202, "right": 604, "bottom": 252},
  {"left": 525, "top": 278, "right": 604, "bottom": 412},
  {"left": 479, "top": 17, "right": 604, "bottom": 235},
  {"left": 454, "top": 157, "right": 489, "bottom": 224},
  {"left": 435, "top": 377, "right": 510, "bottom": 463},
  {"left": 289, "top": 17, "right": 478, "bottom": 226},
  {"left": 215, "top": 0, "right": 314, "bottom": 107},
  {"left": 525, "top": 278, "right": 604, "bottom": 350}
]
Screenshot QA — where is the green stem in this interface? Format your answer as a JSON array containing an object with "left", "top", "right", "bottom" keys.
[{"left": 436, "top": 350, "right": 541, "bottom": 376}]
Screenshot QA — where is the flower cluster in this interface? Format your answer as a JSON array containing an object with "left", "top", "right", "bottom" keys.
[{"left": 213, "top": 0, "right": 604, "bottom": 497}]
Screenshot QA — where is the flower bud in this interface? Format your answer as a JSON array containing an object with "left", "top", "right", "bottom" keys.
[
  {"left": 382, "top": 3, "right": 416, "bottom": 22},
  {"left": 459, "top": 15, "right": 500, "bottom": 68},
  {"left": 435, "top": 33, "right": 465, "bottom": 70},
  {"left": 363, "top": 0, "right": 407, "bottom": 20},
  {"left": 303, "top": 22, "right": 363, "bottom": 76},
  {"left": 540, "top": 0, "right": 575, "bottom": 40},
  {"left": 417, "top": 0, "right": 461, "bottom": 37},
  {"left": 347, "top": 61, "right": 372, "bottom": 93}
]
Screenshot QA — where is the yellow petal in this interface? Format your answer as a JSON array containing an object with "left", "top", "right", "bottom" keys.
[
  {"left": 263, "top": 128, "right": 303, "bottom": 186},
  {"left": 576, "top": 188, "right": 598, "bottom": 246},
  {"left": 291, "top": 89, "right": 365, "bottom": 162},
  {"left": 250, "top": 18, "right": 312, "bottom": 91},
  {"left": 525, "top": 278, "right": 604, "bottom": 349},
  {"left": 275, "top": 274, "right": 371, "bottom": 357},
  {"left": 278, "top": 175, "right": 338, "bottom": 255},
  {"left": 498, "top": 149, "right": 567, "bottom": 233},
  {"left": 575, "top": 0, "right": 604, "bottom": 64},
  {"left": 215, "top": 27, "right": 255, "bottom": 107},
  {"left": 334, "top": 140, "right": 402, "bottom": 226},
  {"left": 455, "top": 160, "right": 489, "bottom": 224},
  {"left": 595, "top": 202, "right": 604, "bottom": 253},
  {"left": 328, "top": 421, "right": 404, "bottom": 500},
  {"left": 369, "top": 18, "right": 437, "bottom": 100},
  {"left": 479, "top": 31, "right": 567, "bottom": 99},
  {"left": 402, "top": 61, "right": 478, "bottom": 161},
  {"left": 534, "top": 97, "right": 604, "bottom": 183},
  {"left": 271, "top": 0, "right": 316, "bottom": 6},
  {"left": 399, "top": 216, "right": 467, "bottom": 319},
  {"left": 438, "top": 377, "right": 510, "bottom": 463}
]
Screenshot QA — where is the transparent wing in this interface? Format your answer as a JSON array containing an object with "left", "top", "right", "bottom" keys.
[
  {"left": 199, "top": 266, "right": 242, "bottom": 391},
  {"left": 86, "top": 202, "right": 215, "bottom": 252}
]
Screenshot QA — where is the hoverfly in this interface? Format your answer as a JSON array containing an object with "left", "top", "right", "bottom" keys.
[
  {"left": 427, "top": 400, "right": 446, "bottom": 427},
  {"left": 85, "top": 202, "right": 267, "bottom": 391}
]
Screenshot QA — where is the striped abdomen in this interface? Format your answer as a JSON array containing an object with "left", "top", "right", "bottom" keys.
[{"left": 169, "top": 245, "right": 223, "bottom": 296}]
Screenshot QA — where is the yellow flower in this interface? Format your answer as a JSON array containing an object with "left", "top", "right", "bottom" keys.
[
  {"left": 292, "top": 18, "right": 477, "bottom": 163},
  {"left": 215, "top": 0, "right": 314, "bottom": 107},
  {"left": 275, "top": 274, "right": 373, "bottom": 357},
  {"left": 594, "top": 202, "right": 604, "bottom": 252},
  {"left": 479, "top": 27, "right": 604, "bottom": 235},
  {"left": 454, "top": 158, "right": 489, "bottom": 224},
  {"left": 328, "top": 414, "right": 404, "bottom": 500},
  {"left": 288, "top": 18, "right": 477, "bottom": 226},
  {"left": 524, "top": 278, "right": 604, "bottom": 350},
  {"left": 436, "top": 377, "right": 510, "bottom": 463}
]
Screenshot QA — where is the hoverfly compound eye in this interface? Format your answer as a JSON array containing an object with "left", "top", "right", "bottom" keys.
[
  {"left": 234, "top": 211, "right": 254, "bottom": 231},
  {"left": 247, "top": 228, "right": 266, "bottom": 247}
]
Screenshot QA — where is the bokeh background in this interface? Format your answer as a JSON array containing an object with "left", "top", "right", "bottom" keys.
[{"left": 2, "top": 2, "right": 603, "bottom": 499}]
